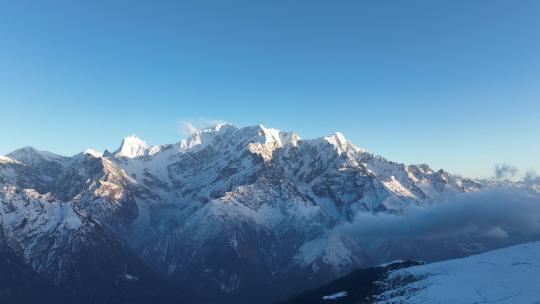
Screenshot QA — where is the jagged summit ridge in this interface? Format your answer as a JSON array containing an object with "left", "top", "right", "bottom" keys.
[
  {"left": 2, "top": 123, "right": 365, "bottom": 162},
  {"left": 114, "top": 123, "right": 357, "bottom": 160}
]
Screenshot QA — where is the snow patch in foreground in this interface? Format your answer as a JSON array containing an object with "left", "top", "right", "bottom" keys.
[
  {"left": 322, "top": 291, "right": 347, "bottom": 300},
  {"left": 377, "top": 241, "right": 540, "bottom": 304}
]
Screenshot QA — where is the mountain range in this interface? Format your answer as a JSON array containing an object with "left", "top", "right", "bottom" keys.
[{"left": 0, "top": 123, "right": 535, "bottom": 303}]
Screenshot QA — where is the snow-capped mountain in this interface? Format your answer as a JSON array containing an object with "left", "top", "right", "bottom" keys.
[
  {"left": 281, "top": 241, "right": 540, "bottom": 304},
  {"left": 0, "top": 123, "right": 519, "bottom": 303}
]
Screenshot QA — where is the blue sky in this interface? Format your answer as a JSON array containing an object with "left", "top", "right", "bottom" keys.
[{"left": 0, "top": 0, "right": 538, "bottom": 178}]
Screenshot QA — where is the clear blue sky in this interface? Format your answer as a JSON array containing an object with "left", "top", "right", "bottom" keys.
[{"left": 0, "top": 0, "right": 538, "bottom": 178}]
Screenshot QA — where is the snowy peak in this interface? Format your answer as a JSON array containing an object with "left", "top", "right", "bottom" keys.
[
  {"left": 302, "top": 131, "right": 364, "bottom": 156},
  {"left": 256, "top": 124, "right": 299, "bottom": 148},
  {"left": 114, "top": 135, "right": 150, "bottom": 158},
  {"left": 325, "top": 132, "right": 347, "bottom": 144},
  {"left": 324, "top": 132, "right": 349, "bottom": 153},
  {"left": 237, "top": 124, "right": 298, "bottom": 149},
  {"left": 83, "top": 149, "right": 104, "bottom": 158},
  {"left": 244, "top": 125, "right": 299, "bottom": 160},
  {"left": 7, "top": 146, "right": 67, "bottom": 166},
  {"left": 180, "top": 123, "right": 238, "bottom": 151},
  {"left": 209, "top": 122, "right": 235, "bottom": 132}
]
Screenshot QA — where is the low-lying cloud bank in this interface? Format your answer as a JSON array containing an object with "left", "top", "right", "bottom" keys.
[{"left": 337, "top": 187, "right": 540, "bottom": 242}]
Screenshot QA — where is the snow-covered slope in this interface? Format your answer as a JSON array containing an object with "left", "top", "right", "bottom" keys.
[
  {"left": 0, "top": 123, "right": 506, "bottom": 304},
  {"left": 282, "top": 242, "right": 540, "bottom": 304},
  {"left": 376, "top": 242, "right": 540, "bottom": 304}
]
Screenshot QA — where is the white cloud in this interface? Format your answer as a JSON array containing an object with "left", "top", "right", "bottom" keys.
[
  {"left": 494, "top": 163, "right": 519, "bottom": 180},
  {"left": 180, "top": 121, "right": 199, "bottom": 136}
]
